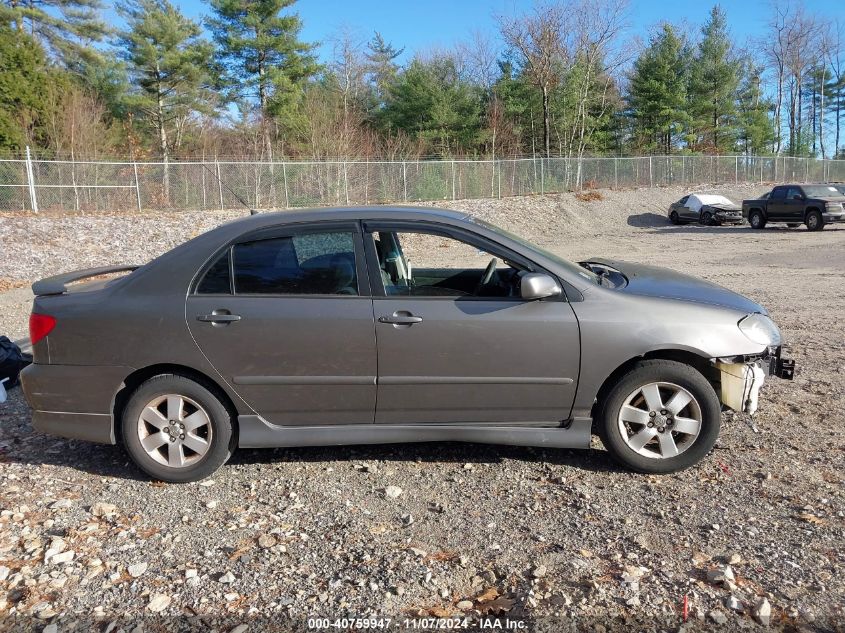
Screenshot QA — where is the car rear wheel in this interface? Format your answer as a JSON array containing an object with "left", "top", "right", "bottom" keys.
[
  {"left": 805, "top": 210, "right": 824, "bottom": 232},
  {"left": 669, "top": 211, "right": 680, "bottom": 225},
  {"left": 597, "top": 360, "right": 721, "bottom": 473},
  {"left": 122, "top": 374, "right": 235, "bottom": 483},
  {"left": 748, "top": 210, "right": 766, "bottom": 229}
]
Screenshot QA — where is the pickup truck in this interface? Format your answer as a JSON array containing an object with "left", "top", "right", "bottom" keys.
[{"left": 742, "top": 184, "right": 845, "bottom": 231}]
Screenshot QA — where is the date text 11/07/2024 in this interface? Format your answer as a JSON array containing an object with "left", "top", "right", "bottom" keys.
[{"left": 307, "top": 617, "right": 529, "bottom": 630}]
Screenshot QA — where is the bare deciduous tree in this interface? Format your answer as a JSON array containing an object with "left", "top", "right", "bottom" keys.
[{"left": 499, "top": 3, "right": 567, "bottom": 157}]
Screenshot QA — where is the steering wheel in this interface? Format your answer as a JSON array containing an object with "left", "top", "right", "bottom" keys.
[{"left": 475, "top": 258, "right": 498, "bottom": 294}]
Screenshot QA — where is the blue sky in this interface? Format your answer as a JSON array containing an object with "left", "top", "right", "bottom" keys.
[{"left": 155, "top": 0, "right": 844, "bottom": 65}]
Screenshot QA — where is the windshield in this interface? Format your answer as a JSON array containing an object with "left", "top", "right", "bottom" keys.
[
  {"left": 471, "top": 217, "right": 601, "bottom": 284},
  {"left": 802, "top": 185, "right": 844, "bottom": 198},
  {"left": 694, "top": 194, "right": 733, "bottom": 206}
]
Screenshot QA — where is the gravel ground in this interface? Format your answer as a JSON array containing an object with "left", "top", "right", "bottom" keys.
[{"left": 0, "top": 184, "right": 844, "bottom": 632}]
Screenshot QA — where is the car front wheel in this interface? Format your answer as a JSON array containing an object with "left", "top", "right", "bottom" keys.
[
  {"left": 122, "top": 374, "right": 235, "bottom": 482},
  {"left": 805, "top": 210, "right": 824, "bottom": 232},
  {"left": 748, "top": 210, "right": 766, "bottom": 229},
  {"left": 597, "top": 360, "right": 721, "bottom": 473},
  {"left": 701, "top": 211, "right": 714, "bottom": 226}
]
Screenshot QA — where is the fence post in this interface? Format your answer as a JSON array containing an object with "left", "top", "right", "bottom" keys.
[
  {"left": 25, "top": 146, "right": 38, "bottom": 214},
  {"left": 614, "top": 157, "right": 618, "bottom": 189},
  {"left": 216, "top": 161, "right": 224, "bottom": 210},
  {"left": 132, "top": 162, "right": 142, "bottom": 213},
  {"left": 497, "top": 160, "right": 501, "bottom": 199},
  {"left": 402, "top": 161, "right": 408, "bottom": 202},
  {"left": 681, "top": 155, "right": 685, "bottom": 185},
  {"left": 282, "top": 162, "right": 289, "bottom": 208},
  {"left": 648, "top": 156, "right": 653, "bottom": 187},
  {"left": 451, "top": 159, "right": 456, "bottom": 200},
  {"left": 343, "top": 161, "right": 350, "bottom": 205},
  {"left": 735, "top": 156, "right": 738, "bottom": 184},
  {"left": 540, "top": 158, "right": 545, "bottom": 195}
]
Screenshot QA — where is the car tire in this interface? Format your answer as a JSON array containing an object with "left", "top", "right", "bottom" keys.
[
  {"left": 597, "top": 360, "right": 721, "bottom": 474},
  {"left": 787, "top": 223, "right": 800, "bottom": 228},
  {"left": 805, "top": 210, "right": 824, "bottom": 232},
  {"left": 669, "top": 211, "right": 680, "bottom": 225},
  {"left": 701, "top": 211, "right": 714, "bottom": 226},
  {"left": 748, "top": 210, "right": 766, "bottom": 229},
  {"left": 121, "top": 374, "right": 235, "bottom": 483}
]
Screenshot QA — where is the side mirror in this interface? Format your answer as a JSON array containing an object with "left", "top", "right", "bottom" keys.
[
  {"left": 791, "top": 194, "right": 803, "bottom": 200},
  {"left": 521, "top": 273, "right": 562, "bottom": 300}
]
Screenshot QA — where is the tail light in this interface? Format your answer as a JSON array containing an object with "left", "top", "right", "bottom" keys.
[{"left": 30, "top": 313, "right": 56, "bottom": 345}]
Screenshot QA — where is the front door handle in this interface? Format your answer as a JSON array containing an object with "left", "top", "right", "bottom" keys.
[
  {"left": 378, "top": 311, "right": 423, "bottom": 326},
  {"left": 197, "top": 310, "right": 241, "bottom": 325}
]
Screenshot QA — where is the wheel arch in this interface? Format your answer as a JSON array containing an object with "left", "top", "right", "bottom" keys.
[
  {"left": 804, "top": 206, "right": 822, "bottom": 218},
  {"left": 588, "top": 348, "right": 716, "bottom": 425},
  {"left": 113, "top": 363, "right": 240, "bottom": 446}
]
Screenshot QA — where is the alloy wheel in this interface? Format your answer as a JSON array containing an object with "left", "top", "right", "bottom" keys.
[
  {"left": 137, "top": 394, "right": 212, "bottom": 467},
  {"left": 617, "top": 381, "right": 702, "bottom": 459}
]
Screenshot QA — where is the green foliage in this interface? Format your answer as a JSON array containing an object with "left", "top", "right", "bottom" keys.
[
  {"left": 206, "top": 0, "right": 318, "bottom": 123},
  {"left": 379, "top": 56, "right": 483, "bottom": 156},
  {"left": 116, "top": 0, "right": 215, "bottom": 155},
  {"left": 1, "top": 0, "right": 107, "bottom": 67},
  {"left": 365, "top": 32, "right": 403, "bottom": 103},
  {"left": 627, "top": 24, "right": 691, "bottom": 154},
  {"left": 0, "top": 25, "right": 55, "bottom": 150},
  {"left": 687, "top": 5, "right": 740, "bottom": 153},
  {"left": 736, "top": 57, "right": 774, "bottom": 155}
]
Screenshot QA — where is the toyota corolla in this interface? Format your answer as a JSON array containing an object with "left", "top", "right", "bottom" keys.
[{"left": 21, "top": 207, "right": 794, "bottom": 482}]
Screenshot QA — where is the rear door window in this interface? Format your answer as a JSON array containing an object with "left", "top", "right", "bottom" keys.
[{"left": 230, "top": 232, "right": 358, "bottom": 295}]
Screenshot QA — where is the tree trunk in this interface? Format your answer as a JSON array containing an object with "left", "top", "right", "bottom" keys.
[
  {"left": 257, "top": 44, "right": 273, "bottom": 162},
  {"left": 541, "top": 84, "right": 550, "bottom": 158},
  {"left": 819, "top": 67, "right": 826, "bottom": 159},
  {"left": 155, "top": 68, "right": 170, "bottom": 203}
]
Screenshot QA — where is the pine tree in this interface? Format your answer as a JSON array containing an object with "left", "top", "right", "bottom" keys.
[
  {"left": 379, "top": 56, "right": 483, "bottom": 156},
  {"left": 687, "top": 5, "right": 740, "bottom": 153},
  {"left": 206, "top": 0, "right": 318, "bottom": 158},
  {"left": 1, "top": 0, "right": 107, "bottom": 66},
  {"left": 365, "top": 32, "right": 403, "bottom": 104},
  {"left": 0, "top": 24, "right": 55, "bottom": 150},
  {"left": 736, "top": 57, "right": 774, "bottom": 155},
  {"left": 627, "top": 24, "right": 690, "bottom": 154},
  {"left": 117, "top": 0, "right": 214, "bottom": 192}
]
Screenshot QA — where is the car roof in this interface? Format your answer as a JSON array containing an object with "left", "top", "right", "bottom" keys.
[{"left": 217, "top": 205, "right": 472, "bottom": 233}]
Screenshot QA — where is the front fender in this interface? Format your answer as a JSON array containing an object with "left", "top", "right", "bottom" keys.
[{"left": 571, "top": 291, "right": 766, "bottom": 418}]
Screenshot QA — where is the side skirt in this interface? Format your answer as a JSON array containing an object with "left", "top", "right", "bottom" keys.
[{"left": 237, "top": 415, "right": 593, "bottom": 450}]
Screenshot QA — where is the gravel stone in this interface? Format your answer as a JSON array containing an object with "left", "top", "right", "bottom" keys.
[{"left": 384, "top": 486, "right": 403, "bottom": 499}]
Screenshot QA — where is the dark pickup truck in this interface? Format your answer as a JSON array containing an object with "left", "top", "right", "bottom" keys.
[{"left": 742, "top": 184, "right": 845, "bottom": 231}]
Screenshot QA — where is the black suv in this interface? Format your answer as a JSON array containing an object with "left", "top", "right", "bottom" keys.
[{"left": 742, "top": 184, "right": 845, "bottom": 231}]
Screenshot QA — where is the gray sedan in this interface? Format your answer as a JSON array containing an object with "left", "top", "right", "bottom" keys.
[
  {"left": 669, "top": 194, "right": 744, "bottom": 225},
  {"left": 21, "top": 207, "right": 794, "bottom": 482}
]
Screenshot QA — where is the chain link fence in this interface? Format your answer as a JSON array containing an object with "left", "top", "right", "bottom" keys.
[{"left": 2, "top": 152, "right": 845, "bottom": 213}]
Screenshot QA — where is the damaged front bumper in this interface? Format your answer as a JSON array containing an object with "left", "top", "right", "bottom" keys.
[{"left": 713, "top": 346, "right": 794, "bottom": 415}]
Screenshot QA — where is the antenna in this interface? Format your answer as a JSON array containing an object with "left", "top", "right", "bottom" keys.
[{"left": 199, "top": 162, "right": 259, "bottom": 216}]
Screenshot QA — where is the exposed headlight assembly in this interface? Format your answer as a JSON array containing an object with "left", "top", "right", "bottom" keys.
[{"left": 738, "top": 313, "right": 782, "bottom": 346}]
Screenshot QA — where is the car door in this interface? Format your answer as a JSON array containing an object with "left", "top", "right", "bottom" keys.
[
  {"left": 782, "top": 187, "right": 805, "bottom": 221},
  {"left": 364, "top": 221, "right": 580, "bottom": 426},
  {"left": 186, "top": 222, "right": 377, "bottom": 426},
  {"left": 767, "top": 186, "right": 788, "bottom": 220},
  {"left": 678, "top": 196, "right": 697, "bottom": 221}
]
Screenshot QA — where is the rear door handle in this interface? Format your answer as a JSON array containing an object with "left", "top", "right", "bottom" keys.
[
  {"left": 197, "top": 310, "right": 241, "bottom": 324},
  {"left": 378, "top": 311, "right": 422, "bottom": 325}
]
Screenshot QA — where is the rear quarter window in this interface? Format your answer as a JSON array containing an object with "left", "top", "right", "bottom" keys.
[{"left": 196, "top": 250, "right": 232, "bottom": 294}]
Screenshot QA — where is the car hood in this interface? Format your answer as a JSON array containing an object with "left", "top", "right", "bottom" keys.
[
  {"left": 583, "top": 258, "right": 766, "bottom": 314},
  {"left": 706, "top": 203, "right": 741, "bottom": 211}
]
